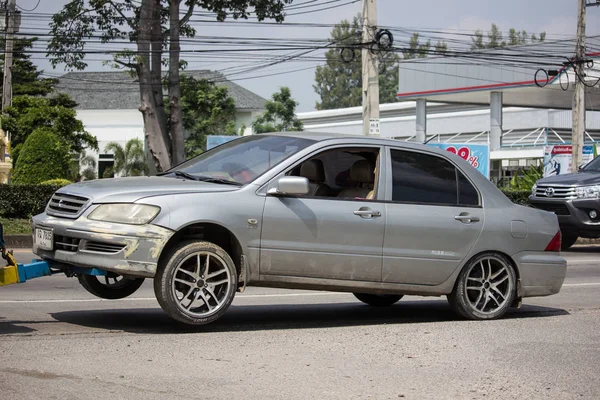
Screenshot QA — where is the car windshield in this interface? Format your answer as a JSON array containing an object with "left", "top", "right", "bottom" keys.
[
  {"left": 162, "top": 135, "right": 315, "bottom": 184},
  {"left": 582, "top": 155, "right": 600, "bottom": 172}
]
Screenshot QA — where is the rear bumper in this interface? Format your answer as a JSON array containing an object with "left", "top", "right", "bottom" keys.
[
  {"left": 31, "top": 213, "right": 174, "bottom": 278},
  {"left": 513, "top": 251, "right": 567, "bottom": 297}
]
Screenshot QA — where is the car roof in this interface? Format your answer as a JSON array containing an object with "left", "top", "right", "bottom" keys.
[{"left": 264, "top": 131, "right": 436, "bottom": 152}]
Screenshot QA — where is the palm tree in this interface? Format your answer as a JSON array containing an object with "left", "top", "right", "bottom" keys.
[
  {"left": 80, "top": 152, "right": 97, "bottom": 180},
  {"left": 104, "top": 138, "right": 148, "bottom": 177}
]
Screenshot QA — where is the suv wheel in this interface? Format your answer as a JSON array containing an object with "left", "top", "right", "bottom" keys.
[
  {"left": 448, "top": 253, "right": 516, "bottom": 320},
  {"left": 154, "top": 241, "right": 237, "bottom": 325},
  {"left": 561, "top": 233, "right": 578, "bottom": 251}
]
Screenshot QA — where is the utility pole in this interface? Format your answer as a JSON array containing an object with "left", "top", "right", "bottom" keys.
[
  {"left": 362, "top": 0, "right": 379, "bottom": 136},
  {"left": 0, "top": 0, "right": 16, "bottom": 164},
  {"left": 572, "top": 0, "right": 600, "bottom": 172},
  {"left": 572, "top": 0, "right": 586, "bottom": 173},
  {"left": 1, "top": 0, "right": 16, "bottom": 115}
]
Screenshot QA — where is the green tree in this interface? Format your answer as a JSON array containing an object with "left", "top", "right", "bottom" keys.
[
  {"left": 471, "top": 23, "right": 546, "bottom": 50},
  {"left": 104, "top": 138, "right": 148, "bottom": 177},
  {"left": 12, "top": 128, "right": 71, "bottom": 184},
  {"left": 314, "top": 14, "right": 401, "bottom": 110},
  {"left": 314, "top": 15, "right": 446, "bottom": 110},
  {"left": 76, "top": 151, "right": 98, "bottom": 181},
  {"left": 0, "top": 37, "right": 57, "bottom": 97},
  {"left": 252, "top": 87, "right": 303, "bottom": 134},
  {"left": 48, "top": 0, "right": 295, "bottom": 172},
  {"left": 178, "top": 75, "right": 238, "bottom": 158},
  {"left": 1, "top": 95, "right": 97, "bottom": 166}
]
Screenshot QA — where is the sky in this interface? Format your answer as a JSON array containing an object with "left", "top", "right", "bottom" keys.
[{"left": 15, "top": 0, "right": 600, "bottom": 112}]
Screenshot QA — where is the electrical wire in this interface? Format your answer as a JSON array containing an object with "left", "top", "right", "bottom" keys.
[{"left": 16, "top": 0, "right": 41, "bottom": 12}]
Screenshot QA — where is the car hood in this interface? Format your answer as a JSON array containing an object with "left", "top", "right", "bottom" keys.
[
  {"left": 537, "top": 172, "right": 600, "bottom": 186},
  {"left": 57, "top": 176, "right": 239, "bottom": 203}
]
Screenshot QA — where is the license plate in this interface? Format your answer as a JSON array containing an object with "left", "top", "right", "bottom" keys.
[{"left": 35, "top": 228, "right": 53, "bottom": 250}]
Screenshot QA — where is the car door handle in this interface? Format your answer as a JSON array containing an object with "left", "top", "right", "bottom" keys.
[
  {"left": 454, "top": 214, "right": 480, "bottom": 223},
  {"left": 354, "top": 209, "right": 381, "bottom": 217}
]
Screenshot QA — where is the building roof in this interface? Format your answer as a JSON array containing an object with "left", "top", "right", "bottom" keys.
[{"left": 55, "top": 70, "right": 267, "bottom": 111}]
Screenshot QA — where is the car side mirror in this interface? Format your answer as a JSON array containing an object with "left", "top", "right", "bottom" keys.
[{"left": 267, "top": 176, "right": 309, "bottom": 196}]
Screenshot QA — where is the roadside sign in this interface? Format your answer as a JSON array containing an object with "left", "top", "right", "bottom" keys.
[
  {"left": 429, "top": 143, "right": 490, "bottom": 179},
  {"left": 369, "top": 119, "right": 380, "bottom": 135}
]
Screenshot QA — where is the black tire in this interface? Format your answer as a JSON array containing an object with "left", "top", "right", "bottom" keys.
[
  {"left": 448, "top": 252, "right": 517, "bottom": 320},
  {"left": 154, "top": 241, "right": 237, "bottom": 326},
  {"left": 353, "top": 293, "right": 403, "bottom": 307},
  {"left": 561, "top": 233, "right": 578, "bottom": 251},
  {"left": 78, "top": 273, "right": 145, "bottom": 300}
]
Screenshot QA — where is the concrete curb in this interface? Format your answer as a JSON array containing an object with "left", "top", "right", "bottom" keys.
[{"left": 4, "top": 234, "right": 33, "bottom": 248}]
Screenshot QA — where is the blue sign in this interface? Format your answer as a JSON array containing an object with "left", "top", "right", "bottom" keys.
[
  {"left": 428, "top": 143, "right": 490, "bottom": 179},
  {"left": 206, "top": 135, "right": 240, "bottom": 150}
]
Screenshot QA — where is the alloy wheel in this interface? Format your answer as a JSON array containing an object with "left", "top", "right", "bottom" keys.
[{"left": 171, "top": 251, "right": 233, "bottom": 318}]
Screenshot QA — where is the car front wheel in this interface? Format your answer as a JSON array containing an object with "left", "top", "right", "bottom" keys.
[
  {"left": 353, "top": 293, "right": 403, "bottom": 307},
  {"left": 78, "top": 273, "right": 145, "bottom": 300},
  {"left": 154, "top": 241, "right": 237, "bottom": 325},
  {"left": 448, "top": 253, "right": 516, "bottom": 320}
]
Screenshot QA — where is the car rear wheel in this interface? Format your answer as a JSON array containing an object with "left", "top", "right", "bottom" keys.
[
  {"left": 561, "top": 233, "right": 578, "bottom": 251},
  {"left": 353, "top": 293, "right": 403, "bottom": 307},
  {"left": 154, "top": 241, "right": 237, "bottom": 325},
  {"left": 448, "top": 253, "right": 516, "bottom": 320},
  {"left": 78, "top": 273, "right": 145, "bottom": 300}
]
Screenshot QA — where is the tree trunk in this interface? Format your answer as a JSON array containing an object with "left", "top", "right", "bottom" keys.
[
  {"left": 137, "top": 0, "right": 171, "bottom": 172},
  {"left": 168, "top": 0, "right": 185, "bottom": 165},
  {"left": 151, "top": 0, "right": 168, "bottom": 150}
]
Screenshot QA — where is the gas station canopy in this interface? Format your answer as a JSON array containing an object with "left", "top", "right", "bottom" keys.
[{"left": 397, "top": 36, "right": 600, "bottom": 109}]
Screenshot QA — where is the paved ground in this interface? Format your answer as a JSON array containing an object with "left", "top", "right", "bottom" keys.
[{"left": 1, "top": 248, "right": 599, "bottom": 400}]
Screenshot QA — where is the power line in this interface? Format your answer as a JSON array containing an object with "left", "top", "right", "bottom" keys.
[{"left": 16, "top": 0, "right": 40, "bottom": 12}]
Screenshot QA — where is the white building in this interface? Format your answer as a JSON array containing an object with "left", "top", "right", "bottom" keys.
[{"left": 55, "top": 70, "right": 267, "bottom": 177}]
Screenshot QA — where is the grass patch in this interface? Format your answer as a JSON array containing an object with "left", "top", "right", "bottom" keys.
[{"left": 1, "top": 218, "right": 32, "bottom": 235}]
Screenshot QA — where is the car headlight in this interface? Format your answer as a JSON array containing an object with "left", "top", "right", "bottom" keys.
[
  {"left": 531, "top": 184, "right": 537, "bottom": 196},
  {"left": 88, "top": 204, "right": 160, "bottom": 225},
  {"left": 576, "top": 185, "right": 600, "bottom": 199}
]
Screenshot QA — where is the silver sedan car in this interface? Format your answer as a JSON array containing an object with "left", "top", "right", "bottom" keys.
[{"left": 32, "top": 133, "right": 567, "bottom": 325}]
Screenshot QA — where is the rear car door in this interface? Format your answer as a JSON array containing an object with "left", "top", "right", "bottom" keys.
[{"left": 382, "top": 147, "right": 484, "bottom": 285}]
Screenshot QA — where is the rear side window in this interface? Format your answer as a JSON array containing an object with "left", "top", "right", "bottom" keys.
[{"left": 390, "top": 149, "right": 480, "bottom": 206}]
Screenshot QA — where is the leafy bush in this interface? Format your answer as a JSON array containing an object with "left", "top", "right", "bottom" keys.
[
  {"left": 509, "top": 164, "right": 543, "bottom": 191},
  {"left": 0, "top": 184, "right": 61, "bottom": 218},
  {"left": 11, "top": 128, "right": 71, "bottom": 184},
  {"left": 500, "top": 188, "right": 531, "bottom": 205},
  {"left": 40, "top": 178, "right": 72, "bottom": 186}
]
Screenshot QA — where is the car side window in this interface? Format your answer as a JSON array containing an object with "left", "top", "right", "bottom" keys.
[
  {"left": 458, "top": 171, "right": 479, "bottom": 206},
  {"left": 390, "top": 149, "right": 480, "bottom": 206},
  {"left": 288, "top": 147, "right": 381, "bottom": 200}
]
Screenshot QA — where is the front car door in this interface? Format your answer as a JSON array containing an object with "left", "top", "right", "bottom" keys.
[
  {"left": 259, "top": 145, "right": 386, "bottom": 282},
  {"left": 382, "top": 147, "right": 484, "bottom": 285}
]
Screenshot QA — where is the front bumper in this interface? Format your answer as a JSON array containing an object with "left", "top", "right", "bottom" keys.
[
  {"left": 31, "top": 213, "right": 174, "bottom": 278},
  {"left": 529, "top": 196, "right": 600, "bottom": 237}
]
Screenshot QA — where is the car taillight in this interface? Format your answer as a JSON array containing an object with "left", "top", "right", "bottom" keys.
[{"left": 545, "top": 231, "right": 562, "bottom": 252}]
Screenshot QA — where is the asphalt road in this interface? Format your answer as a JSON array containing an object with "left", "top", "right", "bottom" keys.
[{"left": 1, "top": 248, "right": 599, "bottom": 400}]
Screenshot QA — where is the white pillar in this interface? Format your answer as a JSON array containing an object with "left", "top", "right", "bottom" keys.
[
  {"left": 416, "top": 99, "right": 427, "bottom": 143},
  {"left": 490, "top": 92, "right": 503, "bottom": 151}
]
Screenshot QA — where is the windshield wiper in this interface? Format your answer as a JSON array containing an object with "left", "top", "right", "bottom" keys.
[
  {"left": 159, "top": 171, "right": 242, "bottom": 186},
  {"left": 194, "top": 176, "right": 243, "bottom": 186},
  {"left": 170, "top": 171, "right": 201, "bottom": 181}
]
